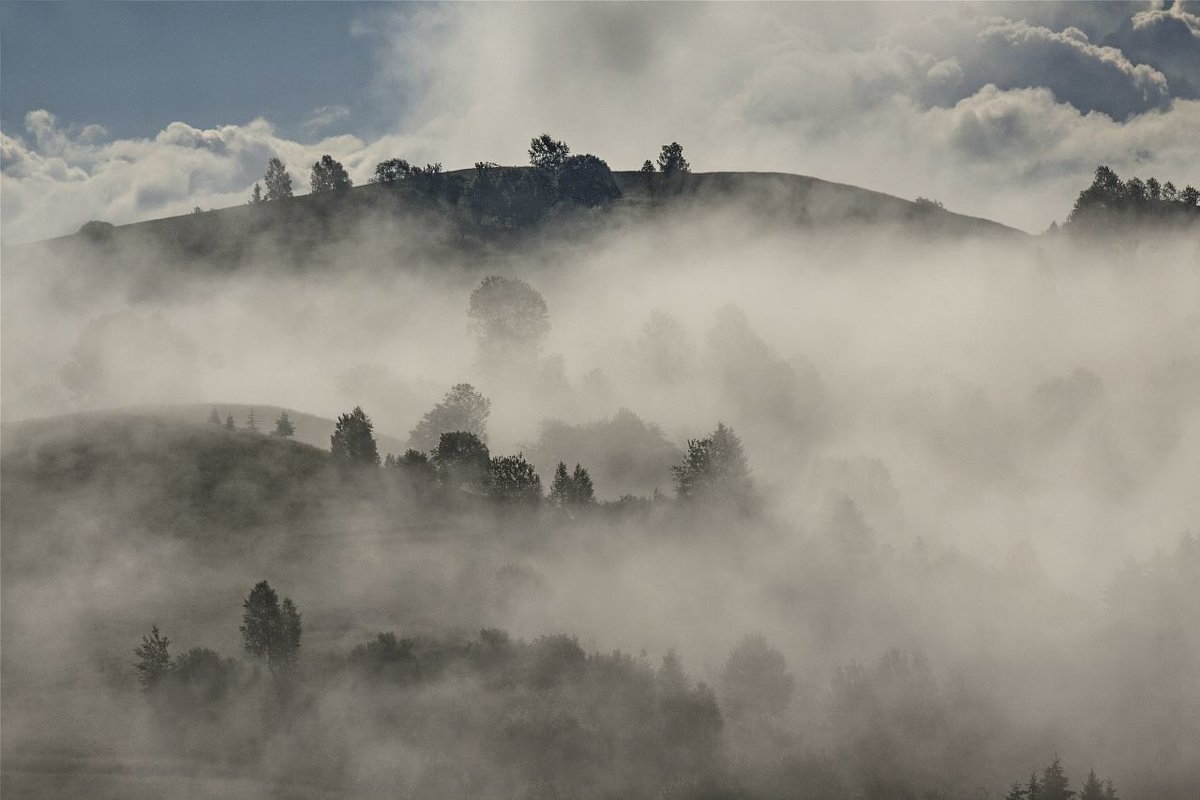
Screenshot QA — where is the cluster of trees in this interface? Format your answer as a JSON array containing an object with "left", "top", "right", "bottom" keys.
[
  {"left": 207, "top": 406, "right": 294, "bottom": 438},
  {"left": 1003, "top": 757, "right": 1119, "bottom": 800},
  {"left": 133, "top": 580, "right": 301, "bottom": 711},
  {"left": 1066, "top": 165, "right": 1200, "bottom": 230},
  {"left": 335, "top": 397, "right": 754, "bottom": 515},
  {"left": 641, "top": 141, "right": 692, "bottom": 196},
  {"left": 245, "top": 135, "right": 693, "bottom": 230}
]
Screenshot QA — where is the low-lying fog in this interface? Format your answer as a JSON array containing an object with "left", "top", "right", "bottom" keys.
[{"left": 2, "top": 198, "right": 1198, "bottom": 798}]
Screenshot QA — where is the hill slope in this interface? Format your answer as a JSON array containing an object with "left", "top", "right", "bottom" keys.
[{"left": 3, "top": 169, "right": 1025, "bottom": 270}]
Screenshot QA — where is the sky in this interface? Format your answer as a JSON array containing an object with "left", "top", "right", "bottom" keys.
[{"left": 2, "top": 1, "right": 1199, "bottom": 241}]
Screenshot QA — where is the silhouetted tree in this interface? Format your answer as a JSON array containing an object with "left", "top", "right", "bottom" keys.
[
  {"left": 224, "top": 413, "right": 235, "bottom": 431},
  {"left": 468, "top": 162, "right": 553, "bottom": 228},
  {"left": 1041, "top": 756, "right": 1075, "bottom": 800},
  {"left": 641, "top": 159, "right": 657, "bottom": 194},
  {"left": 208, "top": 407, "right": 221, "bottom": 425},
  {"left": 272, "top": 411, "right": 295, "bottom": 438},
  {"left": 549, "top": 462, "right": 572, "bottom": 507},
  {"left": 408, "top": 383, "right": 492, "bottom": 452},
  {"left": 488, "top": 453, "right": 542, "bottom": 507},
  {"left": 468, "top": 276, "right": 550, "bottom": 368},
  {"left": 331, "top": 406, "right": 380, "bottom": 466},
  {"left": 372, "top": 158, "right": 412, "bottom": 186},
  {"left": 263, "top": 157, "right": 293, "bottom": 201},
  {"left": 248, "top": 182, "right": 263, "bottom": 205},
  {"left": 556, "top": 154, "right": 621, "bottom": 207},
  {"left": 433, "top": 431, "right": 491, "bottom": 493},
  {"left": 528, "top": 134, "right": 570, "bottom": 174},
  {"left": 134, "top": 625, "right": 171, "bottom": 692},
  {"left": 239, "top": 580, "right": 301, "bottom": 671},
  {"left": 388, "top": 448, "right": 438, "bottom": 494},
  {"left": 310, "top": 154, "right": 352, "bottom": 194},
  {"left": 1006, "top": 783, "right": 1028, "bottom": 800},
  {"left": 571, "top": 464, "right": 595, "bottom": 505},
  {"left": 1079, "top": 770, "right": 1104, "bottom": 800},
  {"left": 245, "top": 409, "right": 258, "bottom": 432},
  {"left": 672, "top": 422, "right": 758, "bottom": 514},
  {"left": 657, "top": 142, "right": 690, "bottom": 176}
]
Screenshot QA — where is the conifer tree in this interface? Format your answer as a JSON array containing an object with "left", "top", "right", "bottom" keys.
[
  {"left": 249, "top": 182, "right": 263, "bottom": 205},
  {"left": 549, "top": 462, "right": 572, "bottom": 508},
  {"left": 272, "top": 411, "right": 295, "bottom": 439},
  {"left": 245, "top": 409, "right": 258, "bottom": 432},
  {"left": 224, "top": 413, "right": 236, "bottom": 431},
  {"left": 571, "top": 463, "right": 595, "bottom": 505},
  {"left": 1079, "top": 770, "right": 1104, "bottom": 800},
  {"left": 1041, "top": 756, "right": 1073, "bottom": 800},
  {"left": 331, "top": 406, "right": 380, "bottom": 466},
  {"left": 208, "top": 407, "right": 221, "bottom": 425}
]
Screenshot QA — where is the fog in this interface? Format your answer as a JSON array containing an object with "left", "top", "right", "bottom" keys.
[{"left": 2, "top": 183, "right": 1199, "bottom": 798}]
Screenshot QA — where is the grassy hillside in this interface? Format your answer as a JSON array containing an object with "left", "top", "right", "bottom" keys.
[{"left": 1, "top": 168, "right": 1025, "bottom": 275}]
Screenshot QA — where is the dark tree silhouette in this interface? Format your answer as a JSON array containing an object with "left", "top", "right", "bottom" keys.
[
  {"left": 1041, "top": 756, "right": 1075, "bottom": 800},
  {"left": 239, "top": 580, "right": 301, "bottom": 671},
  {"left": 331, "top": 406, "right": 380, "bottom": 466},
  {"left": 657, "top": 142, "right": 690, "bottom": 176},
  {"left": 488, "top": 453, "right": 542, "bottom": 507},
  {"left": 245, "top": 409, "right": 258, "bottom": 433},
  {"left": 433, "top": 431, "right": 491, "bottom": 493},
  {"left": 224, "top": 413, "right": 235, "bottom": 431},
  {"left": 208, "top": 407, "right": 221, "bottom": 425},
  {"left": 407, "top": 383, "right": 492, "bottom": 453},
  {"left": 528, "top": 134, "right": 570, "bottom": 174},
  {"left": 134, "top": 625, "right": 171, "bottom": 692},
  {"left": 272, "top": 411, "right": 295, "bottom": 439},
  {"left": 263, "top": 157, "right": 293, "bottom": 201},
  {"left": 371, "top": 158, "right": 412, "bottom": 186},
  {"left": 671, "top": 422, "right": 758, "bottom": 514},
  {"left": 248, "top": 182, "right": 263, "bottom": 205},
  {"left": 556, "top": 154, "right": 621, "bottom": 207},
  {"left": 310, "top": 154, "right": 352, "bottom": 194},
  {"left": 641, "top": 159, "right": 657, "bottom": 194}
]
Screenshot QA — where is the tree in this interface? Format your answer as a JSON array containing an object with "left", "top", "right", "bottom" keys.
[
  {"left": 310, "top": 154, "right": 352, "bottom": 194},
  {"left": 556, "top": 154, "right": 621, "bottom": 207},
  {"left": 371, "top": 158, "right": 412, "bottom": 186},
  {"left": 671, "top": 422, "right": 758, "bottom": 513},
  {"left": 549, "top": 463, "right": 596, "bottom": 509},
  {"left": 245, "top": 409, "right": 259, "bottom": 432},
  {"left": 248, "top": 182, "right": 263, "bottom": 205},
  {"left": 407, "top": 383, "right": 492, "bottom": 453},
  {"left": 1041, "top": 756, "right": 1074, "bottom": 800},
  {"left": 278, "top": 597, "right": 302, "bottom": 669},
  {"left": 1027, "top": 772, "right": 1042, "bottom": 800},
  {"left": 548, "top": 462, "right": 572, "bottom": 507},
  {"left": 1006, "top": 784, "right": 1028, "bottom": 800},
  {"left": 657, "top": 142, "right": 690, "bottom": 176},
  {"left": 571, "top": 464, "right": 595, "bottom": 505},
  {"left": 272, "top": 411, "right": 295, "bottom": 439},
  {"left": 208, "top": 407, "right": 221, "bottom": 425},
  {"left": 528, "top": 134, "right": 570, "bottom": 174},
  {"left": 134, "top": 625, "right": 171, "bottom": 692},
  {"left": 719, "top": 633, "right": 795, "bottom": 722},
  {"left": 388, "top": 448, "right": 438, "bottom": 494},
  {"left": 488, "top": 453, "right": 542, "bottom": 507},
  {"left": 331, "top": 406, "right": 380, "bottom": 467},
  {"left": 224, "top": 413, "right": 236, "bottom": 431},
  {"left": 468, "top": 276, "right": 550, "bottom": 368},
  {"left": 433, "top": 431, "right": 491, "bottom": 493},
  {"left": 641, "top": 159, "right": 656, "bottom": 194},
  {"left": 1079, "top": 770, "right": 1104, "bottom": 800},
  {"left": 239, "top": 580, "right": 301, "bottom": 671},
  {"left": 263, "top": 157, "right": 293, "bottom": 201}
]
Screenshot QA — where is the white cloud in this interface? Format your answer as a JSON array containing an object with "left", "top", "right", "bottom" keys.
[{"left": 2, "top": 3, "right": 1198, "bottom": 240}]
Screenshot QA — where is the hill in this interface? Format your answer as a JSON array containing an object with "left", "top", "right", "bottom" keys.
[{"left": 1, "top": 168, "right": 1026, "bottom": 273}]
